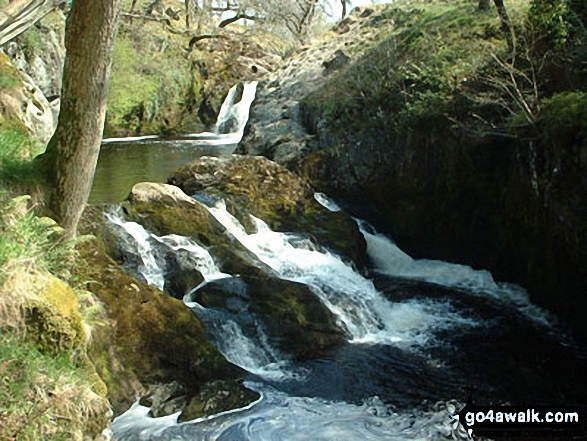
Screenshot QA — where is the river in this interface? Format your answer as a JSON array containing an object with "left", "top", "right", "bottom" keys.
[{"left": 91, "top": 83, "right": 587, "bottom": 440}]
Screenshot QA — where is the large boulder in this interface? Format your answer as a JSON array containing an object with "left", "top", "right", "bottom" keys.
[
  {"left": 192, "top": 276, "right": 346, "bottom": 359},
  {"left": 78, "top": 239, "right": 258, "bottom": 419},
  {"left": 169, "top": 155, "right": 367, "bottom": 267},
  {"left": 121, "top": 182, "right": 225, "bottom": 245},
  {"left": 121, "top": 181, "right": 277, "bottom": 282}
]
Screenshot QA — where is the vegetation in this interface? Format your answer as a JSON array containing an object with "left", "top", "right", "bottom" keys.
[
  {"left": 303, "top": 0, "right": 539, "bottom": 136},
  {"left": 0, "top": 196, "right": 111, "bottom": 439}
]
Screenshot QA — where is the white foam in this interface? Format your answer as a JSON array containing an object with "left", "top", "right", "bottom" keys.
[
  {"left": 359, "top": 222, "right": 555, "bottom": 327},
  {"left": 205, "top": 200, "right": 478, "bottom": 347},
  {"left": 314, "top": 192, "right": 341, "bottom": 212},
  {"left": 112, "top": 385, "right": 462, "bottom": 441}
]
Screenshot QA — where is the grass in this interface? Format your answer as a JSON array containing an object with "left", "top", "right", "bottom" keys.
[
  {"left": 302, "top": 0, "right": 534, "bottom": 136},
  {"left": 0, "top": 335, "right": 110, "bottom": 440},
  {"left": 0, "top": 195, "right": 110, "bottom": 439}
]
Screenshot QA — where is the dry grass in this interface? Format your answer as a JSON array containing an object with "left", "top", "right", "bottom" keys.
[{"left": 0, "top": 196, "right": 112, "bottom": 439}]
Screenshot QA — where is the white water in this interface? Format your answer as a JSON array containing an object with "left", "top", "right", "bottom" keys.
[
  {"left": 105, "top": 210, "right": 228, "bottom": 290},
  {"left": 359, "top": 221, "right": 554, "bottom": 326},
  {"left": 105, "top": 210, "right": 166, "bottom": 289},
  {"left": 314, "top": 192, "right": 341, "bottom": 212},
  {"left": 102, "top": 81, "right": 258, "bottom": 145},
  {"left": 106, "top": 200, "right": 567, "bottom": 441},
  {"left": 112, "top": 385, "right": 461, "bottom": 441},
  {"left": 205, "top": 200, "right": 477, "bottom": 347}
]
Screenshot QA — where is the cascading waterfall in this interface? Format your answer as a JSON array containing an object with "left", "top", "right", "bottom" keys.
[
  {"left": 102, "top": 81, "right": 258, "bottom": 145},
  {"left": 105, "top": 208, "right": 297, "bottom": 381},
  {"left": 205, "top": 199, "right": 477, "bottom": 346},
  {"left": 357, "top": 220, "right": 553, "bottom": 326},
  {"left": 106, "top": 195, "right": 587, "bottom": 441},
  {"left": 105, "top": 209, "right": 228, "bottom": 288}
]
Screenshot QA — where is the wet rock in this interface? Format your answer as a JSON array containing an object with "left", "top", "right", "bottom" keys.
[
  {"left": 193, "top": 276, "right": 347, "bottom": 359},
  {"left": 79, "top": 239, "right": 256, "bottom": 418},
  {"left": 169, "top": 155, "right": 367, "bottom": 267},
  {"left": 164, "top": 267, "right": 204, "bottom": 299},
  {"left": 121, "top": 181, "right": 278, "bottom": 279},
  {"left": 122, "top": 182, "right": 225, "bottom": 245}
]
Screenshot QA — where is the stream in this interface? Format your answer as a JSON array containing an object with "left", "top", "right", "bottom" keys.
[{"left": 93, "top": 83, "right": 587, "bottom": 440}]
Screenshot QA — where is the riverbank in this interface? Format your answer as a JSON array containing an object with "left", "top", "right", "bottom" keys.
[{"left": 241, "top": 0, "right": 587, "bottom": 339}]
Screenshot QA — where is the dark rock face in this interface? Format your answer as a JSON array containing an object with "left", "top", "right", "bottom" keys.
[
  {"left": 169, "top": 155, "right": 367, "bottom": 267},
  {"left": 292, "top": 111, "right": 587, "bottom": 338},
  {"left": 192, "top": 276, "right": 347, "bottom": 359}
]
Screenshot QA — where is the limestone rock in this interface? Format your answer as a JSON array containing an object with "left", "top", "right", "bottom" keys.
[{"left": 0, "top": 53, "right": 56, "bottom": 143}]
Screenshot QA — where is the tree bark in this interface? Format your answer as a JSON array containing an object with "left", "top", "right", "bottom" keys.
[
  {"left": 39, "top": 0, "right": 122, "bottom": 237},
  {"left": 493, "top": 0, "right": 514, "bottom": 50},
  {"left": 341, "top": 0, "right": 347, "bottom": 19}
]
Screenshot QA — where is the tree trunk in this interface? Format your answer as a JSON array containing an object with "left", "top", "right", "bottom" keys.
[
  {"left": 493, "top": 0, "right": 514, "bottom": 50},
  {"left": 341, "top": 0, "right": 347, "bottom": 19},
  {"left": 39, "top": 0, "right": 122, "bottom": 237}
]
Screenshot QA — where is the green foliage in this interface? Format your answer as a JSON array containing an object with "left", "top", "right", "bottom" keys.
[
  {"left": 303, "top": 1, "right": 525, "bottom": 135},
  {"left": 106, "top": 27, "right": 192, "bottom": 135},
  {"left": 16, "top": 26, "right": 44, "bottom": 59},
  {"left": 528, "top": 0, "right": 570, "bottom": 49},
  {"left": 540, "top": 91, "right": 587, "bottom": 138},
  {"left": 0, "top": 54, "right": 21, "bottom": 90},
  {"left": 0, "top": 336, "right": 109, "bottom": 440},
  {"left": 0, "top": 126, "right": 44, "bottom": 185},
  {"left": 0, "top": 196, "right": 75, "bottom": 279}
]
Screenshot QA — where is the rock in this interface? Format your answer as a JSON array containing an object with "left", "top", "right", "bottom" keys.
[
  {"left": 0, "top": 53, "right": 56, "bottom": 143},
  {"left": 3, "top": 19, "right": 65, "bottom": 99},
  {"left": 122, "top": 182, "right": 225, "bottom": 245},
  {"left": 192, "top": 276, "right": 346, "bottom": 359},
  {"left": 164, "top": 267, "right": 204, "bottom": 299},
  {"left": 322, "top": 50, "right": 350, "bottom": 76},
  {"left": 169, "top": 155, "right": 367, "bottom": 267},
  {"left": 121, "top": 181, "right": 277, "bottom": 279},
  {"left": 79, "top": 239, "right": 258, "bottom": 417}
]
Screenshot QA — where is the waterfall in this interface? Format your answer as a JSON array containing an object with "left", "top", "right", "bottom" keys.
[
  {"left": 204, "top": 200, "right": 477, "bottom": 346},
  {"left": 102, "top": 82, "right": 258, "bottom": 144},
  {"left": 358, "top": 220, "right": 553, "bottom": 326},
  {"left": 105, "top": 209, "right": 295, "bottom": 381},
  {"left": 214, "top": 82, "right": 258, "bottom": 137},
  {"left": 105, "top": 209, "right": 228, "bottom": 289}
]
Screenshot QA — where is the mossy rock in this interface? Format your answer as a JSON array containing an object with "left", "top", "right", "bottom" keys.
[
  {"left": 120, "top": 180, "right": 279, "bottom": 281},
  {"left": 169, "top": 155, "right": 367, "bottom": 266},
  {"left": 193, "top": 275, "right": 346, "bottom": 359},
  {"left": 121, "top": 182, "right": 226, "bottom": 246},
  {"left": 25, "top": 273, "right": 85, "bottom": 354},
  {"left": 78, "top": 239, "right": 255, "bottom": 417},
  {"left": 179, "top": 379, "right": 260, "bottom": 422}
]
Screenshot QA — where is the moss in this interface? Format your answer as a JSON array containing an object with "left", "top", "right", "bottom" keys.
[
  {"left": 169, "top": 156, "right": 367, "bottom": 265},
  {"left": 77, "top": 237, "right": 250, "bottom": 416},
  {"left": 0, "top": 53, "right": 21, "bottom": 91},
  {"left": 540, "top": 91, "right": 587, "bottom": 140},
  {"left": 25, "top": 273, "right": 85, "bottom": 354}
]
